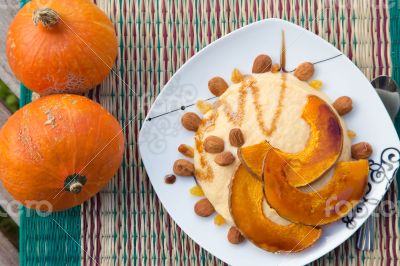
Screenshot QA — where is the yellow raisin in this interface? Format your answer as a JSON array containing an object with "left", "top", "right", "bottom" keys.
[
  {"left": 214, "top": 214, "right": 226, "bottom": 226},
  {"left": 271, "top": 64, "right": 281, "bottom": 73},
  {"left": 190, "top": 185, "right": 204, "bottom": 197},
  {"left": 196, "top": 100, "right": 213, "bottom": 114},
  {"left": 309, "top": 80, "right": 323, "bottom": 90},
  {"left": 231, "top": 68, "right": 244, "bottom": 83},
  {"left": 347, "top": 130, "right": 357, "bottom": 139}
]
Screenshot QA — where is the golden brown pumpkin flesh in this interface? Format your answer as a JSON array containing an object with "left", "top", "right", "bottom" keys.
[
  {"left": 0, "top": 94, "right": 124, "bottom": 211},
  {"left": 263, "top": 149, "right": 368, "bottom": 225},
  {"left": 238, "top": 95, "right": 343, "bottom": 186},
  {"left": 237, "top": 141, "right": 272, "bottom": 178},
  {"left": 230, "top": 165, "right": 322, "bottom": 252}
]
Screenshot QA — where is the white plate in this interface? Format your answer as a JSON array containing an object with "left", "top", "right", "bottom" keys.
[{"left": 138, "top": 19, "right": 400, "bottom": 266}]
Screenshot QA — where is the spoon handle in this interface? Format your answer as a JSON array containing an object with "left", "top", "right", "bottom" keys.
[{"left": 357, "top": 75, "right": 399, "bottom": 251}]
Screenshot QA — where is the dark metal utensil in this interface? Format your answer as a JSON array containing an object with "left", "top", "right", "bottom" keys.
[
  {"left": 357, "top": 75, "right": 400, "bottom": 250},
  {"left": 372, "top": 76, "right": 400, "bottom": 120}
]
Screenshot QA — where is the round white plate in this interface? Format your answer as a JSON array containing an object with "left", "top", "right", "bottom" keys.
[{"left": 138, "top": 19, "right": 400, "bottom": 266}]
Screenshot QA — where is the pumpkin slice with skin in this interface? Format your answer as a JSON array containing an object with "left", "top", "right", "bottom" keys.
[
  {"left": 237, "top": 141, "right": 272, "bottom": 178},
  {"left": 230, "top": 165, "right": 322, "bottom": 252},
  {"left": 263, "top": 149, "right": 369, "bottom": 225},
  {"left": 238, "top": 95, "right": 343, "bottom": 186}
]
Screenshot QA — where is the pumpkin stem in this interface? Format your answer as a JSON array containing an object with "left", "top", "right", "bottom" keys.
[
  {"left": 33, "top": 8, "right": 60, "bottom": 28},
  {"left": 64, "top": 174, "right": 87, "bottom": 194},
  {"left": 69, "top": 182, "right": 83, "bottom": 194}
]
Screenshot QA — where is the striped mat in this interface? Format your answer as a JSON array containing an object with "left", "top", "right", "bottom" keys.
[{"left": 19, "top": 0, "right": 400, "bottom": 265}]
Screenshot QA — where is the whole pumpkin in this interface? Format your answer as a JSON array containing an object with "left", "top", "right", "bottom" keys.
[
  {"left": 0, "top": 94, "right": 124, "bottom": 211},
  {"left": 6, "top": 0, "right": 117, "bottom": 94}
]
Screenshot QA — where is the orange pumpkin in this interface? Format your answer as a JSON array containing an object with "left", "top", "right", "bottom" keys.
[
  {"left": 6, "top": 0, "right": 117, "bottom": 94},
  {"left": 0, "top": 94, "right": 124, "bottom": 211}
]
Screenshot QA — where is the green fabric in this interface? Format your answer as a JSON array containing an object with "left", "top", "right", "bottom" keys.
[{"left": 19, "top": 206, "right": 81, "bottom": 266}]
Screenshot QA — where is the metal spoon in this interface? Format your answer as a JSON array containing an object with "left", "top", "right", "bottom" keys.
[
  {"left": 357, "top": 75, "right": 400, "bottom": 250},
  {"left": 372, "top": 76, "right": 400, "bottom": 120}
]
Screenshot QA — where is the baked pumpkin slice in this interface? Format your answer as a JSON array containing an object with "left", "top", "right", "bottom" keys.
[
  {"left": 230, "top": 165, "right": 322, "bottom": 252},
  {"left": 238, "top": 95, "right": 343, "bottom": 187},
  {"left": 237, "top": 141, "right": 272, "bottom": 178},
  {"left": 263, "top": 149, "right": 369, "bottom": 225}
]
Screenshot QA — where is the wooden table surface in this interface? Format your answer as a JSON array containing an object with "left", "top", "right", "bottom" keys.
[
  {"left": 0, "top": 0, "right": 20, "bottom": 97},
  {"left": 0, "top": 1, "right": 20, "bottom": 264},
  {"left": 0, "top": 0, "right": 20, "bottom": 223}
]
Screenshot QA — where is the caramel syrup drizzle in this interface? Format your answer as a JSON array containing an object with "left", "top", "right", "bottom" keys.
[
  {"left": 252, "top": 73, "right": 287, "bottom": 136},
  {"left": 197, "top": 74, "right": 287, "bottom": 181},
  {"left": 280, "top": 30, "right": 286, "bottom": 72},
  {"left": 220, "top": 30, "right": 288, "bottom": 133},
  {"left": 219, "top": 82, "right": 248, "bottom": 126},
  {"left": 195, "top": 111, "right": 218, "bottom": 180},
  {"left": 196, "top": 31, "right": 288, "bottom": 181},
  {"left": 254, "top": 30, "right": 287, "bottom": 135}
]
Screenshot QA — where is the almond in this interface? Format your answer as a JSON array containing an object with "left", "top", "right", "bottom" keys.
[
  {"left": 271, "top": 64, "right": 281, "bottom": 73},
  {"left": 178, "top": 144, "right": 194, "bottom": 158},
  {"left": 351, "top": 142, "right": 373, "bottom": 159},
  {"left": 229, "top": 128, "right": 245, "bottom": 147},
  {"left": 252, "top": 54, "right": 272, "bottom": 73},
  {"left": 208, "top": 77, "right": 228, "bottom": 96},
  {"left": 173, "top": 159, "right": 195, "bottom": 176},
  {"left": 231, "top": 68, "right": 244, "bottom": 83},
  {"left": 203, "top": 136, "right": 224, "bottom": 153},
  {"left": 333, "top": 96, "right": 353, "bottom": 116},
  {"left": 164, "top": 174, "right": 176, "bottom": 184},
  {"left": 227, "top": 226, "right": 244, "bottom": 244},
  {"left": 194, "top": 198, "right": 215, "bottom": 217},
  {"left": 214, "top": 151, "right": 235, "bottom": 166},
  {"left": 181, "top": 112, "right": 201, "bottom": 131},
  {"left": 294, "top": 62, "right": 314, "bottom": 81}
]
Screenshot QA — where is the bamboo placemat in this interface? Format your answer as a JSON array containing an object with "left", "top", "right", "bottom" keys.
[{"left": 19, "top": 0, "right": 400, "bottom": 265}]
